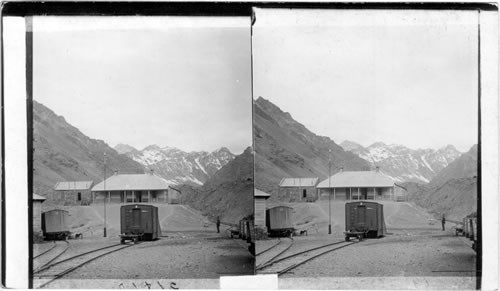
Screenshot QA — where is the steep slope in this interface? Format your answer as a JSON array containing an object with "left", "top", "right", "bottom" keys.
[
  {"left": 405, "top": 145, "right": 478, "bottom": 221},
  {"left": 254, "top": 97, "right": 370, "bottom": 197},
  {"left": 122, "top": 145, "right": 235, "bottom": 186},
  {"left": 33, "top": 101, "right": 145, "bottom": 199},
  {"left": 405, "top": 177, "right": 477, "bottom": 221},
  {"left": 340, "top": 141, "right": 461, "bottom": 183},
  {"left": 179, "top": 147, "right": 253, "bottom": 224},
  {"left": 429, "top": 144, "right": 478, "bottom": 187}
]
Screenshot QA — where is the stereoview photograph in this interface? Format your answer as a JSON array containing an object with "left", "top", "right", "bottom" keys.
[
  {"left": 31, "top": 16, "right": 254, "bottom": 289},
  {"left": 252, "top": 9, "right": 480, "bottom": 289}
]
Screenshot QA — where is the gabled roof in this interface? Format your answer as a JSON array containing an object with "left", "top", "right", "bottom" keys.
[
  {"left": 54, "top": 181, "right": 94, "bottom": 191},
  {"left": 91, "top": 174, "right": 171, "bottom": 191},
  {"left": 255, "top": 189, "right": 271, "bottom": 198},
  {"left": 317, "top": 171, "right": 394, "bottom": 188},
  {"left": 33, "top": 193, "right": 46, "bottom": 201},
  {"left": 279, "top": 177, "right": 319, "bottom": 187}
]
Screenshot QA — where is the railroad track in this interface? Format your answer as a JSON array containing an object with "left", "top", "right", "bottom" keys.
[
  {"left": 34, "top": 243, "right": 132, "bottom": 288},
  {"left": 33, "top": 241, "right": 70, "bottom": 273},
  {"left": 256, "top": 240, "right": 357, "bottom": 276},
  {"left": 255, "top": 239, "right": 281, "bottom": 256},
  {"left": 256, "top": 237, "right": 294, "bottom": 269}
]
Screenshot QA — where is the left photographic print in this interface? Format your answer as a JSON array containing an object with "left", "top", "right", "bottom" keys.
[{"left": 31, "top": 16, "right": 254, "bottom": 288}]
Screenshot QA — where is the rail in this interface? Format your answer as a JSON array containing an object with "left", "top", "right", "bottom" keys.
[
  {"left": 255, "top": 237, "right": 294, "bottom": 269},
  {"left": 34, "top": 243, "right": 132, "bottom": 288},
  {"left": 255, "top": 239, "right": 281, "bottom": 256},
  {"left": 257, "top": 240, "right": 357, "bottom": 276},
  {"left": 34, "top": 241, "right": 70, "bottom": 273},
  {"left": 34, "top": 241, "right": 56, "bottom": 259}
]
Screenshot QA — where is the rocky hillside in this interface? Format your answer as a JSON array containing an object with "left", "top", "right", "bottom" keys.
[
  {"left": 179, "top": 147, "right": 253, "bottom": 224},
  {"left": 117, "top": 144, "right": 235, "bottom": 186},
  {"left": 405, "top": 177, "right": 477, "bottom": 222},
  {"left": 405, "top": 145, "right": 478, "bottom": 221},
  {"left": 428, "top": 144, "right": 478, "bottom": 187},
  {"left": 33, "top": 101, "right": 145, "bottom": 200},
  {"left": 254, "top": 97, "right": 370, "bottom": 197},
  {"left": 340, "top": 141, "right": 461, "bottom": 183}
]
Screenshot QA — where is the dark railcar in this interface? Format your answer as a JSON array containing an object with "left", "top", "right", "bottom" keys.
[
  {"left": 345, "top": 201, "right": 386, "bottom": 241},
  {"left": 246, "top": 218, "right": 255, "bottom": 255},
  {"left": 42, "top": 209, "right": 70, "bottom": 240},
  {"left": 237, "top": 215, "right": 255, "bottom": 255},
  {"left": 463, "top": 213, "right": 478, "bottom": 252},
  {"left": 120, "top": 204, "right": 161, "bottom": 243},
  {"left": 266, "top": 206, "right": 294, "bottom": 237}
]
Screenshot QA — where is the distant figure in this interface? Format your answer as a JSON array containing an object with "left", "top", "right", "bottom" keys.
[
  {"left": 216, "top": 216, "right": 221, "bottom": 233},
  {"left": 441, "top": 214, "right": 446, "bottom": 231}
]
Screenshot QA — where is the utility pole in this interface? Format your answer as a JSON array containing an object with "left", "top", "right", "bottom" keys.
[
  {"left": 328, "top": 149, "right": 332, "bottom": 235},
  {"left": 103, "top": 152, "right": 107, "bottom": 238}
]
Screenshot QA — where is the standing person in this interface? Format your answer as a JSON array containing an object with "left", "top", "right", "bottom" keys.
[
  {"left": 441, "top": 214, "right": 446, "bottom": 231},
  {"left": 216, "top": 216, "right": 221, "bottom": 233}
]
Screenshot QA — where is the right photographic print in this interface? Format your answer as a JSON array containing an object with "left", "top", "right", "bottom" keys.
[{"left": 252, "top": 9, "right": 482, "bottom": 289}]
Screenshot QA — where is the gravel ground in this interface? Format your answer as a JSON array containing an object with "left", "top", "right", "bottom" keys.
[
  {"left": 256, "top": 201, "right": 477, "bottom": 289},
  {"left": 282, "top": 230, "right": 476, "bottom": 278},
  {"left": 36, "top": 230, "right": 253, "bottom": 289}
]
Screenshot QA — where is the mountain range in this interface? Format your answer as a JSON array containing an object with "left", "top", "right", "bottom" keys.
[
  {"left": 33, "top": 100, "right": 144, "bottom": 198},
  {"left": 404, "top": 145, "right": 478, "bottom": 220},
  {"left": 340, "top": 140, "right": 462, "bottom": 183},
  {"left": 115, "top": 144, "right": 235, "bottom": 186},
  {"left": 34, "top": 100, "right": 252, "bottom": 223},
  {"left": 180, "top": 147, "right": 254, "bottom": 223},
  {"left": 254, "top": 97, "right": 370, "bottom": 196}
]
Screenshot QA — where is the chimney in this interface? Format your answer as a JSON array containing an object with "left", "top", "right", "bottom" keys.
[
  {"left": 375, "top": 166, "right": 380, "bottom": 172},
  {"left": 114, "top": 170, "right": 118, "bottom": 175},
  {"left": 339, "top": 167, "right": 344, "bottom": 173}
]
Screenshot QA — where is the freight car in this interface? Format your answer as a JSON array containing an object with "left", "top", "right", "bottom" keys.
[
  {"left": 266, "top": 206, "right": 294, "bottom": 237},
  {"left": 120, "top": 204, "right": 161, "bottom": 243},
  {"left": 42, "top": 209, "right": 70, "bottom": 240},
  {"left": 345, "top": 201, "right": 386, "bottom": 241},
  {"left": 238, "top": 215, "right": 255, "bottom": 255},
  {"left": 463, "top": 212, "right": 478, "bottom": 252}
]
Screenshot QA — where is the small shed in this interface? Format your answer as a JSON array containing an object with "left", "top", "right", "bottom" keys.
[
  {"left": 254, "top": 189, "right": 271, "bottom": 229},
  {"left": 54, "top": 181, "right": 94, "bottom": 205},
  {"left": 33, "top": 193, "right": 46, "bottom": 235},
  {"left": 278, "top": 177, "right": 319, "bottom": 202}
]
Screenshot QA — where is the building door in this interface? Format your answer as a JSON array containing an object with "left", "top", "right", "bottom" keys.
[
  {"left": 77, "top": 192, "right": 81, "bottom": 201},
  {"left": 136, "top": 191, "right": 143, "bottom": 202},
  {"left": 303, "top": 189, "right": 307, "bottom": 199},
  {"left": 362, "top": 188, "right": 367, "bottom": 200}
]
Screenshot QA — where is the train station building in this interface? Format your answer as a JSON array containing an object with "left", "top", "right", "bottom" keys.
[
  {"left": 278, "top": 177, "right": 319, "bottom": 202},
  {"left": 91, "top": 171, "right": 173, "bottom": 204},
  {"left": 316, "top": 168, "right": 406, "bottom": 201}
]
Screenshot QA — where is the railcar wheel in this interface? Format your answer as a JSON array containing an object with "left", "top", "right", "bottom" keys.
[
  {"left": 357, "top": 234, "right": 363, "bottom": 241},
  {"left": 345, "top": 236, "right": 350, "bottom": 242}
]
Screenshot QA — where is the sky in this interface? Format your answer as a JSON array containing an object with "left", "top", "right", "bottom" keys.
[
  {"left": 34, "top": 17, "right": 252, "bottom": 154},
  {"left": 253, "top": 9, "right": 479, "bottom": 152}
]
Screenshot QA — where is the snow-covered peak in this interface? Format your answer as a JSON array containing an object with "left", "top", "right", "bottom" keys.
[
  {"left": 341, "top": 141, "right": 462, "bottom": 184},
  {"left": 125, "top": 145, "right": 235, "bottom": 186}
]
